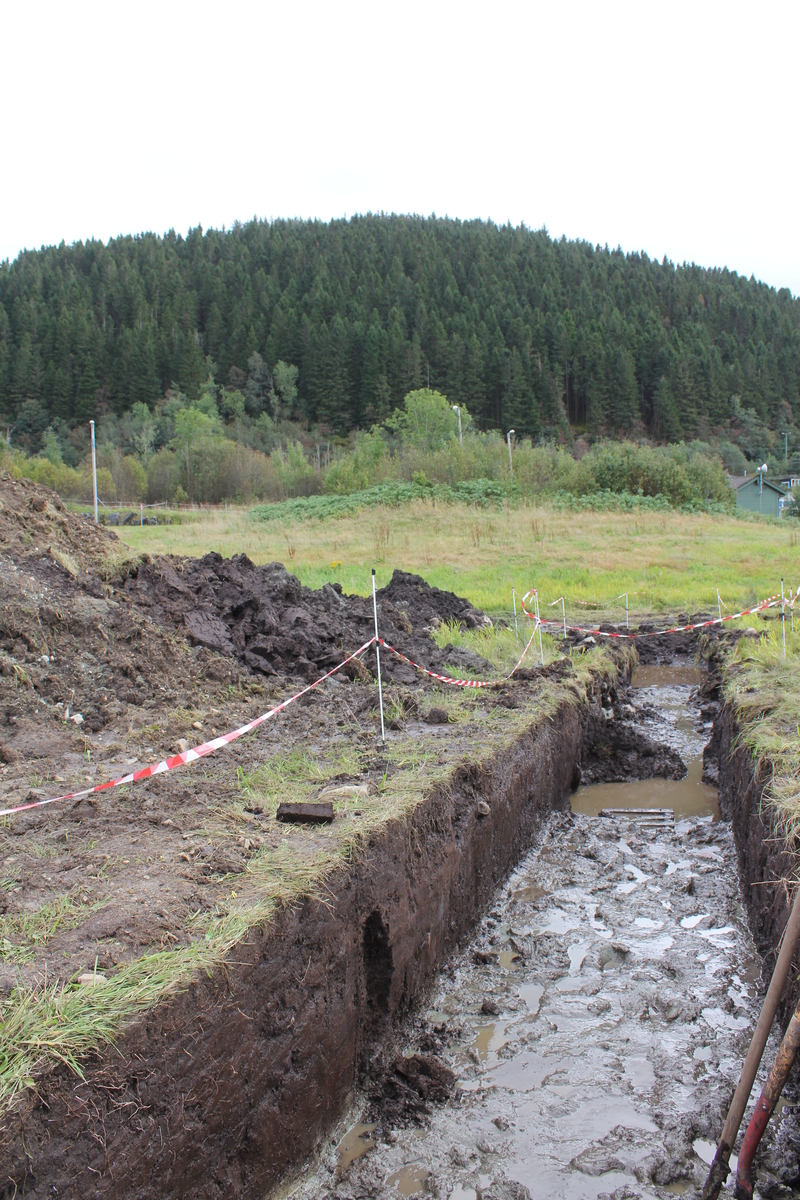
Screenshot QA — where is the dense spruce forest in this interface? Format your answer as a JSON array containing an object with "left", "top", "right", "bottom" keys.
[{"left": 1, "top": 215, "right": 799, "bottom": 446}]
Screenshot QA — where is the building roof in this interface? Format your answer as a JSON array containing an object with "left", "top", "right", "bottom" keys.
[{"left": 729, "top": 474, "right": 787, "bottom": 495}]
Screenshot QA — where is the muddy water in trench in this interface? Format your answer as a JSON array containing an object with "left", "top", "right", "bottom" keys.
[
  {"left": 572, "top": 663, "right": 720, "bottom": 823},
  {"left": 290, "top": 668, "right": 766, "bottom": 1200}
]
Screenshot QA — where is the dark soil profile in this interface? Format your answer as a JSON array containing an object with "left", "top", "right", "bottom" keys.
[{"left": 0, "top": 472, "right": 610, "bottom": 1198}]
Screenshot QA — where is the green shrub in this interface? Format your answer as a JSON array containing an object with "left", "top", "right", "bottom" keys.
[{"left": 252, "top": 478, "right": 511, "bottom": 522}]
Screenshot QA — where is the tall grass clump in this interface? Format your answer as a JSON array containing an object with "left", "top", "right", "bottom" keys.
[{"left": 723, "top": 629, "right": 800, "bottom": 847}]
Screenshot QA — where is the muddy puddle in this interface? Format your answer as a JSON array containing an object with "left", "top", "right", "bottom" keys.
[{"left": 573, "top": 663, "right": 720, "bottom": 822}]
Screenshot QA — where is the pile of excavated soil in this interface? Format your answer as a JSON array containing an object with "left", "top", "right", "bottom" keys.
[
  {"left": 122, "top": 557, "right": 493, "bottom": 682},
  {"left": 375, "top": 569, "right": 490, "bottom": 631},
  {"left": 0, "top": 471, "right": 125, "bottom": 575}
]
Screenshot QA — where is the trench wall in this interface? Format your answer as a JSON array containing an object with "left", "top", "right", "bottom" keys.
[
  {"left": 716, "top": 704, "right": 800, "bottom": 1020},
  {"left": 1, "top": 704, "right": 582, "bottom": 1200}
]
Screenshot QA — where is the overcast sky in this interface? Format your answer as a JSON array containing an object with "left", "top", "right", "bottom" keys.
[{"left": 2, "top": 0, "right": 798, "bottom": 293}]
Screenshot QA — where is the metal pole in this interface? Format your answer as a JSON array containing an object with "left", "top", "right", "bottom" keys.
[
  {"left": 735, "top": 998, "right": 800, "bottom": 1199},
  {"left": 140, "top": 503, "right": 143, "bottom": 527},
  {"left": 782, "top": 579, "right": 786, "bottom": 658},
  {"left": 512, "top": 589, "right": 519, "bottom": 643},
  {"left": 534, "top": 591, "right": 544, "bottom": 666},
  {"left": 452, "top": 405, "right": 462, "bottom": 446},
  {"left": 89, "top": 420, "right": 98, "bottom": 524},
  {"left": 507, "top": 430, "right": 514, "bottom": 481},
  {"left": 703, "top": 884, "right": 800, "bottom": 1200},
  {"left": 371, "top": 569, "right": 385, "bottom": 742},
  {"left": 562, "top": 596, "right": 567, "bottom": 639},
  {"left": 617, "top": 592, "right": 629, "bottom": 629}
]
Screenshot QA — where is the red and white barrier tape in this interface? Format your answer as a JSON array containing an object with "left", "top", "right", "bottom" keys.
[
  {"left": 4, "top": 584, "right": 792, "bottom": 821},
  {"left": 0, "top": 628, "right": 543, "bottom": 820},
  {"left": 0, "top": 638, "right": 378, "bottom": 820},
  {"left": 378, "top": 627, "right": 539, "bottom": 687},
  {"left": 520, "top": 588, "right": 791, "bottom": 639}
]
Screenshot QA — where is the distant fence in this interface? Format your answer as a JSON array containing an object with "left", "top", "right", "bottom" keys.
[{"left": 68, "top": 498, "right": 240, "bottom": 512}]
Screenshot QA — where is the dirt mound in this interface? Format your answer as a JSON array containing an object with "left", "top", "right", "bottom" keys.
[
  {"left": 120, "top": 553, "right": 492, "bottom": 683},
  {"left": 0, "top": 550, "right": 245, "bottom": 751},
  {"left": 376, "top": 569, "right": 490, "bottom": 631},
  {"left": 0, "top": 471, "right": 125, "bottom": 575},
  {"left": 366, "top": 1052, "right": 456, "bottom": 1127}
]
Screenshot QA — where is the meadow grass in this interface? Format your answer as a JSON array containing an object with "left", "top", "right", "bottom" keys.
[
  {"left": 115, "top": 501, "right": 800, "bottom": 621},
  {"left": 432, "top": 618, "right": 542, "bottom": 676}
]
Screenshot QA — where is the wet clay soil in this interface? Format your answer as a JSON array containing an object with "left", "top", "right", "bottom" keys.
[
  {"left": 294, "top": 810, "right": 765, "bottom": 1200},
  {"left": 292, "top": 665, "right": 800, "bottom": 1200}
]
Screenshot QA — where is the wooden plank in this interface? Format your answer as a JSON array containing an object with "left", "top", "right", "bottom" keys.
[
  {"left": 600, "top": 808, "right": 674, "bottom": 820},
  {"left": 276, "top": 801, "right": 335, "bottom": 824},
  {"left": 600, "top": 808, "right": 674, "bottom": 816}
]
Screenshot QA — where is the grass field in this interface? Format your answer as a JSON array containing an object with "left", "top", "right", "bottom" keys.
[{"left": 115, "top": 501, "right": 800, "bottom": 621}]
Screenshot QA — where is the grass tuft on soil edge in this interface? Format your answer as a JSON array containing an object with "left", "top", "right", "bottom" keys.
[{"left": 722, "top": 627, "right": 800, "bottom": 850}]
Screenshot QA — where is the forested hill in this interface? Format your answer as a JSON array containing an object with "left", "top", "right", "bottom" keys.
[{"left": 1, "top": 215, "right": 799, "bottom": 441}]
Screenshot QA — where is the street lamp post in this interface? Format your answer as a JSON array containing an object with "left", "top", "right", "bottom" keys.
[
  {"left": 759, "top": 463, "right": 767, "bottom": 514},
  {"left": 89, "top": 420, "right": 99, "bottom": 524},
  {"left": 452, "top": 405, "right": 462, "bottom": 446},
  {"left": 507, "top": 430, "right": 515, "bottom": 480}
]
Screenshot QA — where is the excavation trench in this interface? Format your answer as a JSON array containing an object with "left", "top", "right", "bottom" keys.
[
  {"left": 2, "top": 666, "right": 586, "bottom": 1199},
  {"left": 290, "top": 651, "right": 800, "bottom": 1200},
  {"left": 3, "top": 638, "right": 798, "bottom": 1199},
  {"left": 1, "top": 480, "right": 795, "bottom": 1197}
]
